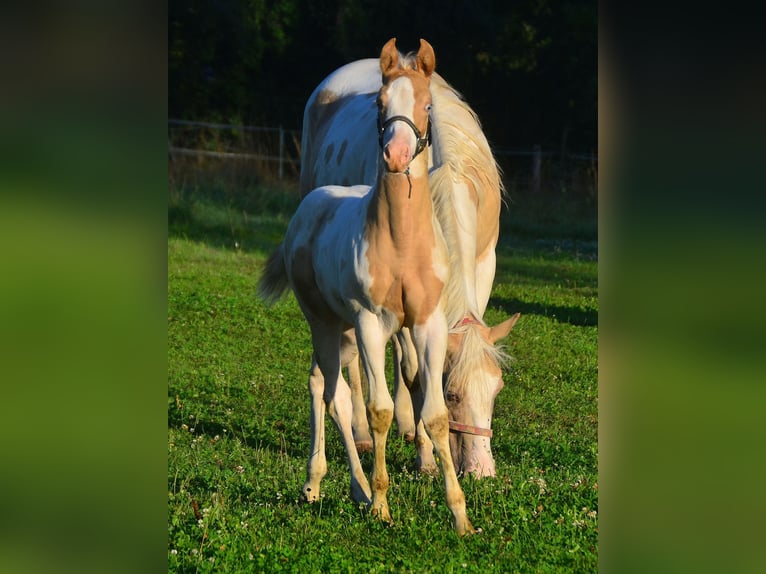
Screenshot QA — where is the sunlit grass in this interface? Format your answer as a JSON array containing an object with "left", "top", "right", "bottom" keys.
[{"left": 168, "top": 183, "right": 597, "bottom": 572}]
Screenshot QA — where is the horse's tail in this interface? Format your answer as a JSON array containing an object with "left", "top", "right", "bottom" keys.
[{"left": 257, "top": 244, "right": 290, "bottom": 306}]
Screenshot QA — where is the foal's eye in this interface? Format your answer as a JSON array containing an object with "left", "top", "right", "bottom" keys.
[
  {"left": 446, "top": 391, "right": 461, "bottom": 405},
  {"left": 425, "top": 103, "right": 433, "bottom": 112}
]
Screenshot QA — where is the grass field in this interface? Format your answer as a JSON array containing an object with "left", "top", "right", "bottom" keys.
[{"left": 168, "top": 181, "right": 598, "bottom": 573}]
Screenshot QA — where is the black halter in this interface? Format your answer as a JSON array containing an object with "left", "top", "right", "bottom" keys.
[{"left": 377, "top": 114, "right": 432, "bottom": 159}]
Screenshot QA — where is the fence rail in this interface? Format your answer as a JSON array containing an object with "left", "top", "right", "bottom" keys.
[
  {"left": 169, "top": 119, "right": 596, "bottom": 188},
  {"left": 168, "top": 118, "right": 301, "bottom": 136},
  {"left": 168, "top": 118, "right": 302, "bottom": 179},
  {"left": 168, "top": 146, "right": 285, "bottom": 162}
]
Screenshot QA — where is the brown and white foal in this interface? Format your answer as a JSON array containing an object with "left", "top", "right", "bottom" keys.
[{"left": 258, "top": 39, "right": 474, "bottom": 535}]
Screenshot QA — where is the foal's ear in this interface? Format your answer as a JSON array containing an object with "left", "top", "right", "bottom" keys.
[
  {"left": 416, "top": 39, "right": 436, "bottom": 78},
  {"left": 380, "top": 38, "right": 399, "bottom": 78},
  {"left": 489, "top": 313, "right": 521, "bottom": 344}
]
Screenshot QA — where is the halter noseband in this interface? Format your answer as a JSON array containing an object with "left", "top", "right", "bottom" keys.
[
  {"left": 377, "top": 114, "right": 432, "bottom": 159},
  {"left": 449, "top": 420, "right": 493, "bottom": 438}
]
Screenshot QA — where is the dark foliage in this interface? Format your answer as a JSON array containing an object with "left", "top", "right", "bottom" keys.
[{"left": 169, "top": 0, "right": 596, "bottom": 152}]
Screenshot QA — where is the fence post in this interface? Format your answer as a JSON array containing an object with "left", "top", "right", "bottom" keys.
[
  {"left": 278, "top": 126, "right": 285, "bottom": 179},
  {"left": 531, "top": 144, "right": 541, "bottom": 193}
]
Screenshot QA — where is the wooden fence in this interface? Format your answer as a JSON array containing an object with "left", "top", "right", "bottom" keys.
[{"left": 169, "top": 119, "right": 596, "bottom": 193}]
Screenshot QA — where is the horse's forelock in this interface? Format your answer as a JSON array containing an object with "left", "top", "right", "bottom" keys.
[
  {"left": 401, "top": 52, "right": 419, "bottom": 70},
  {"left": 445, "top": 324, "right": 511, "bottom": 400}
]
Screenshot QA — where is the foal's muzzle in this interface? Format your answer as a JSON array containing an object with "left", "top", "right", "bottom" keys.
[{"left": 377, "top": 114, "right": 431, "bottom": 160}]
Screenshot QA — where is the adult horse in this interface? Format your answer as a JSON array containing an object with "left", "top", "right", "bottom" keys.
[
  {"left": 259, "top": 39, "right": 474, "bottom": 535},
  {"left": 300, "top": 41, "right": 519, "bottom": 478}
]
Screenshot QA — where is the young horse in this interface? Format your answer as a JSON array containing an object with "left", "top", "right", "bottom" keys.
[
  {"left": 300, "top": 42, "right": 520, "bottom": 478},
  {"left": 259, "top": 39, "right": 474, "bottom": 535}
]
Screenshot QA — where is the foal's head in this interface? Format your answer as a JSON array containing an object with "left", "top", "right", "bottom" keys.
[{"left": 376, "top": 38, "right": 434, "bottom": 174}]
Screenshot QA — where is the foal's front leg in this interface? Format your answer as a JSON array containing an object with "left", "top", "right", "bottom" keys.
[{"left": 412, "top": 311, "right": 475, "bottom": 536}]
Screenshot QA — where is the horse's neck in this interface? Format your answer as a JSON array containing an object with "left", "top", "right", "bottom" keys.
[{"left": 368, "top": 161, "right": 432, "bottom": 242}]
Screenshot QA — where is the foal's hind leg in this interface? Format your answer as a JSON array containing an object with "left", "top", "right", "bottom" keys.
[
  {"left": 394, "top": 329, "right": 436, "bottom": 473},
  {"left": 407, "top": 380, "right": 438, "bottom": 475},
  {"left": 343, "top": 330, "right": 373, "bottom": 453},
  {"left": 306, "top": 327, "right": 371, "bottom": 505},
  {"left": 336, "top": 331, "right": 372, "bottom": 502},
  {"left": 392, "top": 331, "right": 416, "bottom": 441},
  {"left": 303, "top": 356, "right": 328, "bottom": 502}
]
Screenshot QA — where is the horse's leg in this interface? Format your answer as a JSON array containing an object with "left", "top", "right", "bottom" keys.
[
  {"left": 356, "top": 310, "right": 394, "bottom": 524},
  {"left": 412, "top": 310, "right": 475, "bottom": 536},
  {"left": 334, "top": 333, "right": 372, "bottom": 503},
  {"left": 475, "top": 247, "right": 497, "bottom": 315},
  {"left": 306, "top": 324, "right": 371, "bottom": 506},
  {"left": 303, "top": 354, "right": 327, "bottom": 502},
  {"left": 392, "top": 332, "right": 416, "bottom": 441},
  {"left": 394, "top": 329, "right": 436, "bottom": 472},
  {"left": 344, "top": 331, "right": 373, "bottom": 452},
  {"left": 407, "top": 378, "right": 438, "bottom": 476}
]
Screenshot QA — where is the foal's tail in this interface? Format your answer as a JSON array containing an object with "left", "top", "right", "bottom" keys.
[{"left": 257, "top": 244, "right": 290, "bottom": 306}]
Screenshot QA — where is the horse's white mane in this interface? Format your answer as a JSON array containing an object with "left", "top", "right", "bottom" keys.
[
  {"left": 399, "top": 50, "right": 511, "bottom": 394},
  {"left": 399, "top": 52, "right": 505, "bottom": 328}
]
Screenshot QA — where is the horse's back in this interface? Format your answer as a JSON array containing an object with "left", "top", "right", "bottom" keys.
[
  {"left": 299, "top": 57, "right": 504, "bottom": 319},
  {"left": 288, "top": 184, "right": 370, "bottom": 245},
  {"left": 300, "top": 60, "right": 382, "bottom": 195}
]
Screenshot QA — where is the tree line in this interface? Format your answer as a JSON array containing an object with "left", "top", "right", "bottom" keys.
[{"left": 169, "top": 0, "right": 596, "bottom": 153}]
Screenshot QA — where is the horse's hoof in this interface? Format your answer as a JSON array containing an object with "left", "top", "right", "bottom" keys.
[
  {"left": 350, "top": 483, "right": 372, "bottom": 505},
  {"left": 302, "top": 484, "right": 320, "bottom": 503},
  {"left": 370, "top": 504, "right": 393, "bottom": 526},
  {"left": 456, "top": 518, "right": 476, "bottom": 537},
  {"left": 355, "top": 440, "right": 373, "bottom": 453},
  {"left": 418, "top": 463, "right": 440, "bottom": 477}
]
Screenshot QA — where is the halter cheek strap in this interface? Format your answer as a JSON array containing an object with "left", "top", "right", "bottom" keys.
[{"left": 377, "top": 114, "right": 432, "bottom": 159}]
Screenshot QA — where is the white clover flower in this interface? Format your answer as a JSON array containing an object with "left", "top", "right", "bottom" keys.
[{"left": 528, "top": 476, "right": 548, "bottom": 495}]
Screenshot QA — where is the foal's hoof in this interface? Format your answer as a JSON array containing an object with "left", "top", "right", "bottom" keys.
[
  {"left": 418, "top": 463, "right": 440, "bottom": 477},
  {"left": 355, "top": 440, "right": 373, "bottom": 453},
  {"left": 455, "top": 518, "right": 476, "bottom": 537},
  {"left": 370, "top": 504, "right": 393, "bottom": 526}
]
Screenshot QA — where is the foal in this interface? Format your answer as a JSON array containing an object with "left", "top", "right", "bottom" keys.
[{"left": 258, "top": 38, "right": 474, "bottom": 535}]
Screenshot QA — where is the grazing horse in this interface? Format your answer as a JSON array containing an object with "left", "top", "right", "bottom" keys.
[
  {"left": 300, "top": 42, "right": 520, "bottom": 478},
  {"left": 258, "top": 39, "right": 474, "bottom": 535}
]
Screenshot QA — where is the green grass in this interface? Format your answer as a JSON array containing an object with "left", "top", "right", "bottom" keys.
[{"left": 168, "top": 182, "right": 597, "bottom": 572}]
